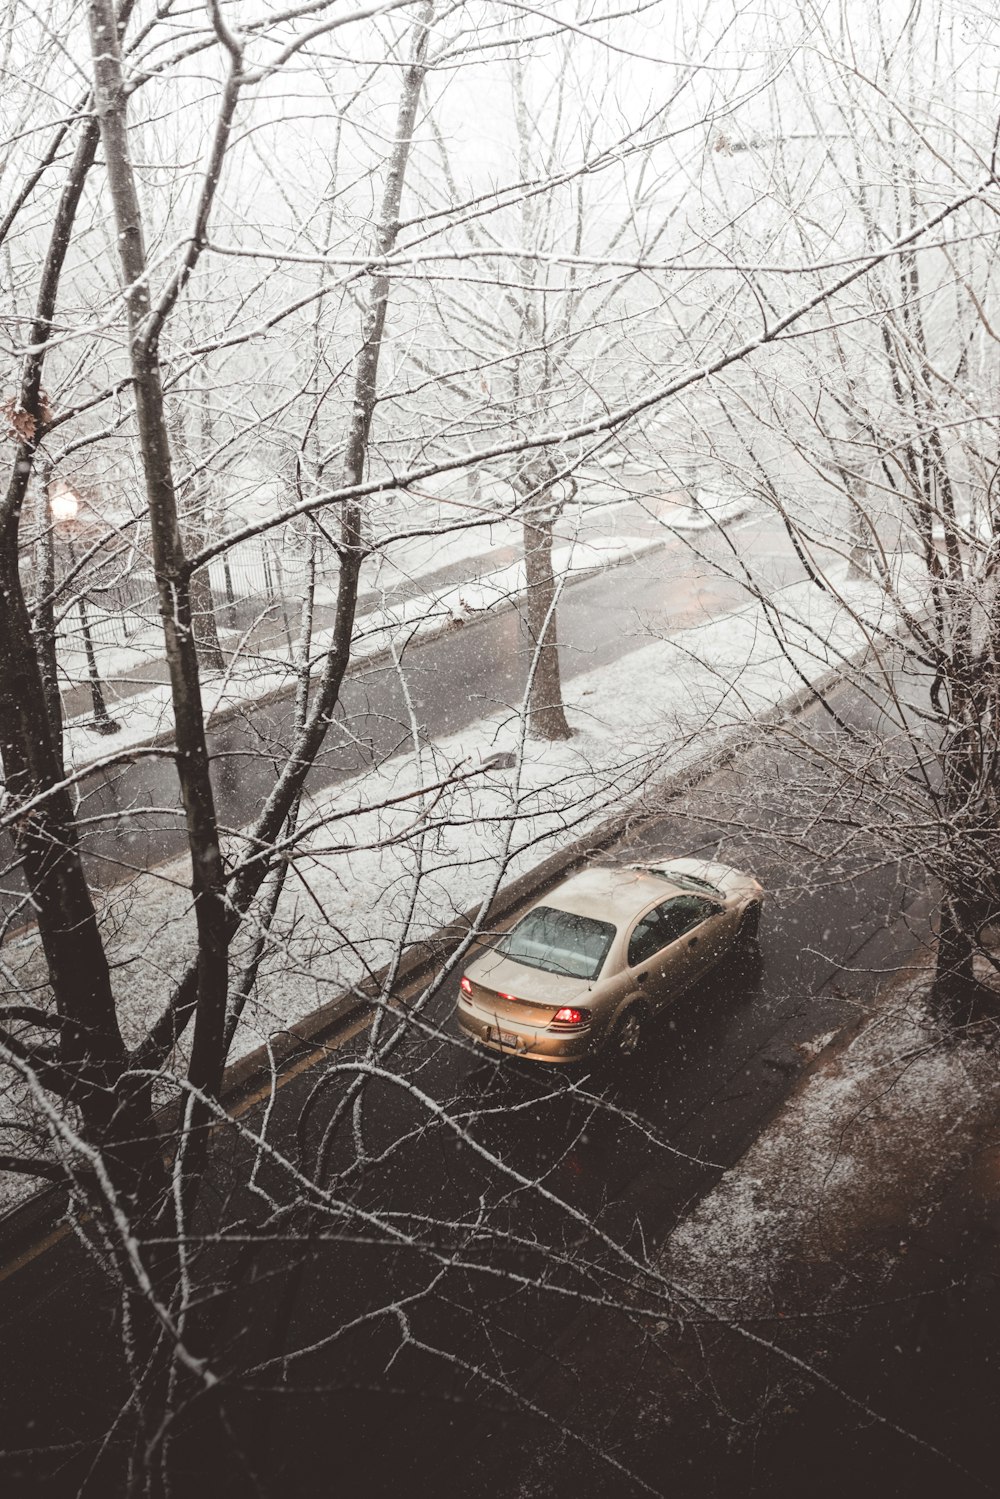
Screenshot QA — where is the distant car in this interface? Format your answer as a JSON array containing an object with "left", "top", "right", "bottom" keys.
[{"left": 457, "top": 859, "right": 763, "bottom": 1065}]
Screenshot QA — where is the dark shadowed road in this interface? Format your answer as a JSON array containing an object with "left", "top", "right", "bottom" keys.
[{"left": 0, "top": 654, "right": 951, "bottom": 1499}]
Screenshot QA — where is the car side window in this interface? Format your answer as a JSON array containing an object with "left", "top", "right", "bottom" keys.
[
  {"left": 627, "top": 907, "right": 669, "bottom": 968},
  {"left": 628, "top": 896, "right": 721, "bottom": 967},
  {"left": 656, "top": 897, "right": 704, "bottom": 947},
  {"left": 668, "top": 895, "right": 721, "bottom": 939}
]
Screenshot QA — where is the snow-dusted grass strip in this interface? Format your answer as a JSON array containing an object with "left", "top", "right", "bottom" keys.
[
  {"left": 658, "top": 980, "right": 1000, "bottom": 1313},
  {"left": 311, "top": 512, "right": 522, "bottom": 609}
]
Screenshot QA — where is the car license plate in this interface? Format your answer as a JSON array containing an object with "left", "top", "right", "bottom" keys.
[{"left": 491, "top": 1028, "right": 519, "bottom": 1049}]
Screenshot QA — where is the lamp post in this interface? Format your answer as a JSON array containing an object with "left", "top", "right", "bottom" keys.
[{"left": 50, "top": 482, "right": 120, "bottom": 735}]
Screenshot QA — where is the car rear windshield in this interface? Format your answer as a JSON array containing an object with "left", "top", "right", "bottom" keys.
[{"left": 497, "top": 906, "right": 616, "bottom": 981}]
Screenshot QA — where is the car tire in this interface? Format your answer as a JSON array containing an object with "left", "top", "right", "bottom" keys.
[
  {"left": 738, "top": 902, "right": 761, "bottom": 944},
  {"left": 609, "top": 1005, "right": 648, "bottom": 1060}
]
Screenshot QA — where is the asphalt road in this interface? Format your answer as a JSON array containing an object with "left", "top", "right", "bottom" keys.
[
  {"left": 0, "top": 663, "right": 936, "bottom": 1498},
  {"left": 2, "top": 512, "right": 808, "bottom": 912}
]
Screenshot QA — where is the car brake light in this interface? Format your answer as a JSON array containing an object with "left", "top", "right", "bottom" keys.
[
  {"left": 499, "top": 992, "right": 518, "bottom": 1002},
  {"left": 460, "top": 976, "right": 472, "bottom": 996},
  {"left": 552, "top": 1006, "right": 586, "bottom": 1026}
]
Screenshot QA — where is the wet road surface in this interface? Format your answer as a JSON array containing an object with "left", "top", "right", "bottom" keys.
[{"left": 0, "top": 667, "right": 943, "bottom": 1498}]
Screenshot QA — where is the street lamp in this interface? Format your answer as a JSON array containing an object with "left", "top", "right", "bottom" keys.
[
  {"left": 50, "top": 480, "right": 120, "bottom": 736},
  {"left": 50, "top": 487, "right": 81, "bottom": 524}
]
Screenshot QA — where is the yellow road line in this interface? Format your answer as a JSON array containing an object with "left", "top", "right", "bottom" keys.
[
  {"left": 0, "top": 1007, "right": 376, "bottom": 1283},
  {"left": 0, "top": 1221, "right": 72, "bottom": 1285},
  {"left": 228, "top": 1009, "right": 374, "bottom": 1120}
]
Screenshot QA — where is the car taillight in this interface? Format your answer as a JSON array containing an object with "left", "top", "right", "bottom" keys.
[
  {"left": 460, "top": 976, "right": 472, "bottom": 996},
  {"left": 552, "top": 1006, "right": 587, "bottom": 1026}
]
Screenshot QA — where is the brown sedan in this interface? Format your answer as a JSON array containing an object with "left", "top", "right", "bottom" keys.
[{"left": 457, "top": 858, "right": 763, "bottom": 1064}]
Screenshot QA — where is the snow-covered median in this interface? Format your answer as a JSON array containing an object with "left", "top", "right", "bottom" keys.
[
  {"left": 667, "top": 489, "right": 757, "bottom": 532},
  {"left": 60, "top": 532, "right": 664, "bottom": 772}
]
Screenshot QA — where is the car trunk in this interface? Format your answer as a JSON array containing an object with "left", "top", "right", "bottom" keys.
[{"left": 465, "top": 951, "right": 590, "bottom": 1026}]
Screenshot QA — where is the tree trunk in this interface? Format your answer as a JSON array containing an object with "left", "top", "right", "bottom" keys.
[
  {"left": 190, "top": 360, "right": 225, "bottom": 671},
  {"left": 522, "top": 509, "right": 572, "bottom": 740},
  {"left": 88, "top": 0, "right": 232, "bottom": 1102},
  {"left": 0, "top": 83, "right": 161, "bottom": 1192},
  {"left": 133, "top": 1, "right": 436, "bottom": 1077},
  {"left": 33, "top": 464, "right": 64, "bottom": 761},
  {"left": 189, "top": 554, "right": 225, "bottom": 671},
  {"left": 931, "top": 895, "right": 977, "bottom": 1025}
]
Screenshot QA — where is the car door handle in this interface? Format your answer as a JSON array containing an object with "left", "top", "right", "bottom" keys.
[
  {"left": 688, "top": 937, "right": 699, "bottom": 947},
  {"left": 635, "top": 971, "right": 648, "bottom": 984}
]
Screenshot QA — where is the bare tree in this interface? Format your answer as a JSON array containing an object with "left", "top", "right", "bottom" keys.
[
  {"left": 0, "top": 0, "right": 442, "bottom": 1470},
  {"left": 4, "top": 2, "right": 1000, "bottom": 1492},
  {"left": 677, "top": 0, "right": 1000, "bottom": 1020},
  {"left": 411, "top": 12, "right": 725, "bottom": 738}
]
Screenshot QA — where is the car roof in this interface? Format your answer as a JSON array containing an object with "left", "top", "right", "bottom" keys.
[{"left": 540, "top": 865, "right": 683, "bottom": 927}]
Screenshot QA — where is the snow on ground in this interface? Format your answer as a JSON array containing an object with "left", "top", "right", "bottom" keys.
[
  {"left": 0, "top": 553, "right": 903, "bottom": 1216},
  {"left": 312, "top": 511, "right": 522, "bottom": 609},
  {"left": 659, "top": 977, "right": 1000, "bottom": 1315},
  {"left": 59, "top": 532, "right": 664, "bottom": 771},
  {"left": 59, "top": 626, "right": 164, "bottom": 685}
]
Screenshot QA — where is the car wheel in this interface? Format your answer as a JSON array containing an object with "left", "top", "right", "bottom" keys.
[
  {"left": 610, "top": 1005, "right": 648, "bottom": 1059},
  {"left": 738, "top": 902, "right": 761, "bottom": 943}
]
